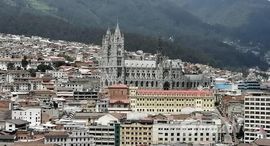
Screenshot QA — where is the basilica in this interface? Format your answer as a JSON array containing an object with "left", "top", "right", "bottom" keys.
[{"left": 99, "top": 24, "right": 210, "bottom": 90}]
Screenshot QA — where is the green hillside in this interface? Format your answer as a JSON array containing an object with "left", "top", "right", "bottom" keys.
[{"left": 0, "top": 0, "right": 269, "bottom": 70}]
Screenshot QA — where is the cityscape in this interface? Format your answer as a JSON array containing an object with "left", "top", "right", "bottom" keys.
[{"left": 0, "top": 23, "right": 269, "bottom": 146}]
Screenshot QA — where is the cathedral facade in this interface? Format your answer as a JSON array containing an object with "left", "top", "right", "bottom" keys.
[{"left": 99, "top": 24, "right": 210, "bottom": 90}]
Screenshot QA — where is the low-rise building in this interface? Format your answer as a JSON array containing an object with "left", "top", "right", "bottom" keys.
[
  {"left": 44, "top": 129, "right": 95, "bottom": 146},
  {"left": 12, "top": 107, "right": 41, "bottom": 126},
  {"left": 152, "top": 118, "right": 221, "bottom": 145},
  {"left": 5, "top": 119, "right": 30, "bottom": 132},
  {"left": 73, "top": 91, "right": 98, "bottom": 101}
]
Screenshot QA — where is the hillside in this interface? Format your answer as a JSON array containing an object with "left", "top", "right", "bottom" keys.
[
  {"left": 174, "top": 0, "right": 270, "bottom": 48},
  {"left": 0, "top": 0, "right": 269, "bottom": 70}
]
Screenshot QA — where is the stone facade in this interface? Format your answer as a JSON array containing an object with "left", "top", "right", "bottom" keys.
[{"left": 99, "top": 24, "right": 210, "bottom": 90}]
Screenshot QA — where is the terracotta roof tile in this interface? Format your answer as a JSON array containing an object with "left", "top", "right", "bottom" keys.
[{"left": 137, "top": 89, "right": 213, "bottom": 96}]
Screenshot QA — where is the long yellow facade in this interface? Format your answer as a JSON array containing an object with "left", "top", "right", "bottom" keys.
[{"left": 129, "top": 87, "right": 215, "bottom": 114}]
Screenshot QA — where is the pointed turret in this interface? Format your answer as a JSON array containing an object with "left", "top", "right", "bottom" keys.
[
  {"left": 156, "top": 37, "right": 164, "bottom": 66},
  {"left": 114, "top": 22, "right": 121, "bottom": 38},
  {"left": 106, "top": 27, "right": 111, "bottom": 36}
]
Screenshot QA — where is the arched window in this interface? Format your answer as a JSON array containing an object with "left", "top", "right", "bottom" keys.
[
  {"left": 135, "top": 81, "right": 138, "bottom": 86},
  {"left": 163, "top": 82, "right": 170, "bottom": 90}
]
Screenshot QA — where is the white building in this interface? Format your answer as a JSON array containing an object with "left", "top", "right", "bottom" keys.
[
  {"left": 88, "top": 114, "right": 121, "bottom": 146},
  {"left": 244, "top": 91, "right": 270, "bottom": 143},
  {"left": 152, "top": 118, "right": 222, "bottom": 145},
  {"left": 95, "top": 98, "right": 109, "bottom": 113},
  {"left": 12, "top": 107, "right": 41, "bottom": 126},
  {"left": 89, "top": 124, "right": 116, "bottom": 146},
  {"left": 0, "top": 58, "right": 22, "bottom": 70},
  {"left": 44, "top": 129, "right": 95, "bottom": 146},
  {"left": 5, "top": 119, "right": 29, "bottom": 132},
  {"left": 47, "top": 70, "right": 68, "bottom": 79}
]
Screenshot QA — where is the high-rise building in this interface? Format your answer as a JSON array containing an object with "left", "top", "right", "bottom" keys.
[{"left": 244, "top": 91, "right": 270, "bottom": 143}]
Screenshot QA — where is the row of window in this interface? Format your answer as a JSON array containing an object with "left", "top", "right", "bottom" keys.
[
  {"left": 137, "top": 98, "right": 213, "bottom": 101},
  {"left": 158, "top": 137, "right": 215, "bottom": 142},
  {"left": 245, "top": 102, "right": 270, "bottom": 106},
  {"left": 123, "top": 127, "right": 151, "bottom": 130},
  {"left": 122, "top": 136, "right": 151, "bottom": 140},
  {"left": 122, "top": 132, "right": 151, "bottom": 135},
  {"left": 159, "top": 132, "right": 215, "bottom": 137},
  {"left": 245, "top": 98, "right": 270, "bottom": 101},
  {"left": 158, "top": 127, "right": 217, "bottom": 131},
  {"left": 121, "top": 141, "right": 151, "bottom": 145},
  {"left": 245, "top": 106, "right": 270, "bottom": 110},
  {"left": 245, "top": 111, "right": 270, "bottom": 115}
]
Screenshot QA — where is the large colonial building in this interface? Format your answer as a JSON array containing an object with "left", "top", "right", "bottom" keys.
[
  {"left": 129, "top": 87, "right": 215, "bottom": 114},
  {"left": 99, "top": 24, "right": 210, "bottom": 90}
]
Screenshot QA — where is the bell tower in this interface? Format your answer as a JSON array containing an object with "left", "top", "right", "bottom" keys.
[{"left": 100, "top": 23, "right": 125, "bottom": 88}]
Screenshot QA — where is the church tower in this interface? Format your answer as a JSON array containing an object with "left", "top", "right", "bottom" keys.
[{"left": 100, "top": 23, "right": 125, "bottom": 88}]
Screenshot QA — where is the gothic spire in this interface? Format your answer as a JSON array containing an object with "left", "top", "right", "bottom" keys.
[
  {"left": 157, "top": 36, "right": 163, "bottom": 54},
  {"left": 115, "top": 21, "right": 121, "bottom": 37},
  {"left": 106, "top": 27, "right": 111, "bottom": 36},
  {"left": 156, "top": 36, "right": 164, "bottom": 66}
]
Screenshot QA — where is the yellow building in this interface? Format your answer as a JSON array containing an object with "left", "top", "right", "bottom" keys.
[
  {"left": 129, "top": 87, "right": 215, "bottom": 113},
  {"left": 120, "top": 120, "right": 153, "bottom": 146}
]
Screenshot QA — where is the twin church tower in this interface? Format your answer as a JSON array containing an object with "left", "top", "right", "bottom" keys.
[{"left": 99, "top": 23, "right": 210, "bottom": 90}]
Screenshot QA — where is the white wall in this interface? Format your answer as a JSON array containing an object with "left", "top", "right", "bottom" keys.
[
  {"left": 5, "top": 122, "right": 15, "bottom": 132},
  {"left": 152, "top": 120, "right": 220, "bottom": 145},
  {"left": 12, "top": 108, "right": 41, "bottom": 126}
]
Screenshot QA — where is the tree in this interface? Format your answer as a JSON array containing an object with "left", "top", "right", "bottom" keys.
[
  {"left": 37, "top": 63, "right": 53, "bottom": 72},
  {"left": 57, "top": 54, "right": 74, "bottom": 62},
  {"left": 21, "top": 56, "right": 29, "bottom": 70},
  {"left": 53, "top": 61, "right": 66, "bottom": 68},
  {"left": 16, "top": 66, "right": 21, "bottom": 70},
  {"left": 7, "top": 63, "right": 15, "bottom": 70},
  {"left": 37, "top": 57, "right": 44, "bottom": 61},
  {"left": 28, "top": 68, "right": 37, "bottom": 77}
]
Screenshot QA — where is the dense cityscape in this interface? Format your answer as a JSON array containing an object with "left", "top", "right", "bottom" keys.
[{"left": 0, "top": 25, "right": 269, "bottom": 146}]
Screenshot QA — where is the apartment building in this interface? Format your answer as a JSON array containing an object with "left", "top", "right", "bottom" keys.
[
  {"left": 120, "top": 120, "right": 153, "bottom": 146},
  {"left": 244, "top": 91, "right": 270, "bottom": 143},
  {"left": 12, "top": 107, "right": 41, "bottom": 126}
]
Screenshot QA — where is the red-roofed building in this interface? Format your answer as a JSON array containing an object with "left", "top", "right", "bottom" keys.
[
  {"left": 129, "top": 87, "right": 215, "bottom": 114},
  {"left": 107, "top": 84, "right": 131, "bottom": 113}
]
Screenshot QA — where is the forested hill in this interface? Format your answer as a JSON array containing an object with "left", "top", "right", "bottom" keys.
[{"left": 0, "top": 0, "right": 269, "bottom": 70}]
